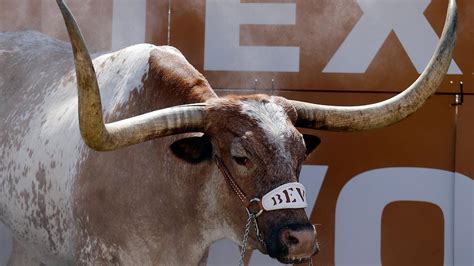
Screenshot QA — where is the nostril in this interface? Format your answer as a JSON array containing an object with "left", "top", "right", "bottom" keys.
[
  {"left": 287, "top": 234, "right": 299, "bottom": 245},
  {"left": 282, "top": 230, "right": 300, "bottom": 246},
  {"left": 279, "top": 227, "right": 317, "bottom": 259}
]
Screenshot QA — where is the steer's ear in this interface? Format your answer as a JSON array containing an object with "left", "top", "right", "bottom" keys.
[
  {"left": 170, "top": 136, "right": 213, "bottom": 164},
  {"left": 302, "top": 134, "right": 321, "bottom": 155}
]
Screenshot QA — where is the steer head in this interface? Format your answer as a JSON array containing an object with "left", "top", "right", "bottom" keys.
[
  {"left": 170, "top": 95, "right": 321, "bottom": 263},
  {"left": 56, "top": 0, "right": 456, "bottom": 263}
]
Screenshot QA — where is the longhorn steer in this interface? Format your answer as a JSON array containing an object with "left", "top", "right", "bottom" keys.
[{"left": 0, "top": 0, "right": 457, "bottom": 265}]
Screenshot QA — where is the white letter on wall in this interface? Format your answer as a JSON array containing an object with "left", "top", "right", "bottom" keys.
[
  {"left": 324, "top": 0, "right": 461, "bottom": 74},
  {"left": 453, "top": 172, "right": 474, "bottom": 266},
  {"left": 335, "top": 168, "right": 473, "bottom": 266},
  {"left": 204, "top": 0, "right": 299, "bottom": 72}
]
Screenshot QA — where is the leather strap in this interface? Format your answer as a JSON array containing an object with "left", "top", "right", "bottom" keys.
[
  {"left": 215, "top": 156, "right": 250, "bottom": 207},
  {"left": 214, "top": 156, "right": 265, "bottom": 216}
]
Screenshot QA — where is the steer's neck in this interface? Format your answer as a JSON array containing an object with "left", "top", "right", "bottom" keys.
[{"left": 73, "top": 135, "right": 232, "bottom": 264}]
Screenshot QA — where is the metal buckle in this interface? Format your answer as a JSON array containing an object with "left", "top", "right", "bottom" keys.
[{"left": 246, "top": 198, "right": 264, "bottom": 217}]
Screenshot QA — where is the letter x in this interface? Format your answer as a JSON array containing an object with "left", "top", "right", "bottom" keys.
[{"left": 323, "top": 0, "right": 461, "bottom": 74}]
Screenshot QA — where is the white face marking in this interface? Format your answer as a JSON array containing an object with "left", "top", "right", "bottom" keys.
[{"left": 240, "top": 98, "right": 292, "bottom": 158}]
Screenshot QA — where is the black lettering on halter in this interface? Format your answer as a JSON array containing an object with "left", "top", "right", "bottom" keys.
[
  {"left": 272, "top": 194, "right": 283, "bottom": 206},
  {"left": 296, "top": 187, "right": 305, "bottom": 202},
  {"left": 283, "top": 188, "right": 297, "bottom": 203}
]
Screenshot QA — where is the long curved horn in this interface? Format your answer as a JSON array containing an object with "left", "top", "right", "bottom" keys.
[
  {"left": 56, "top": 0, "right": 206, "bottom": 151},
  {"left": 291, "top": 0, "right": 457, "bottom": 131}
]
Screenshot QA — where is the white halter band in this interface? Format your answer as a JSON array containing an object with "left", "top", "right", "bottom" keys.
[{"left": 261, "top": 182, "right": 307, "bottom": 211}]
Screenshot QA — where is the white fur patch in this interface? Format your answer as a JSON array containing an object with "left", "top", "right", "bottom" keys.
[
  {"left": 240, "top": 98, "right": 291, "bottom": 156},
  {"left": 93, "top": 44, "right": 153, "bottom": 115}
]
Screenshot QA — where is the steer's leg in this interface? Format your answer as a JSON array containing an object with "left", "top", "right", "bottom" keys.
[{"left": 7, "top": 239, "right": 42, "bottom": 266}]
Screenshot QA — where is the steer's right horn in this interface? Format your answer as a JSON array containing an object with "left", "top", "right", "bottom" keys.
[
  {"left": 57, "top": 0, "right": 207, "bottom": 151},
  {"left": 291, "top": 0, "right": 457, "bottom": 131}
]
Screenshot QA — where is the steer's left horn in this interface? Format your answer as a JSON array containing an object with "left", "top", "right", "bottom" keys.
[
  {"left": 291, "top": 0, "right": 457, "bottom": 131},
  {"left": 57, "top": 0, "right": 207, "bottom": 151}
]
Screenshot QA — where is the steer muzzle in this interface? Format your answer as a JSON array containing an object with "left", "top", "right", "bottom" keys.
[{"left": 267, "top": 223, "right": 319, "bottom": 264}]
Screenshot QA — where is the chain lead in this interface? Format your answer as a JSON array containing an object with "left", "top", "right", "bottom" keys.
[
  {"left": 239, "top": 214, "right": 253, "bottom": 266},
  {"left": 252, "top": 215, "right": 266, "bottom": 249},
  {"left": 240, "top": 207, "right": 268, "bottom": 265}
]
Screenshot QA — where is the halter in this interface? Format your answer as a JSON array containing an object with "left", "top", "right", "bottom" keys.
[
  {"left": 214, "top": 156, "right": 265, "bottom": 216},
  {"left": 214, "top": 156, "right": 310, "bottom": 265}
]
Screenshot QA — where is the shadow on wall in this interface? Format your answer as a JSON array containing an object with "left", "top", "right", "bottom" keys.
[{"left": 0, "top": 222, "right": 12, "bottom": 266}]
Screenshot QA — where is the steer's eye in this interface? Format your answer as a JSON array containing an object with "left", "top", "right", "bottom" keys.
[{"left": 233, "top": 156, "right": 248, "bottom": 166}]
